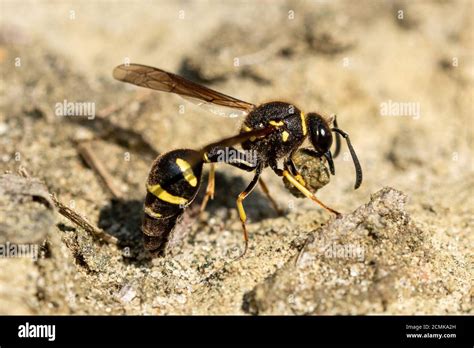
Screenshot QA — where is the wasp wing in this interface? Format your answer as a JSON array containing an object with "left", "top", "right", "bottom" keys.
[
  {"left": 181, "top": 96, "right": 247, "bottom": 118},
  {"left": 113, "top": 64, "right": 255, "bottom": 116}
]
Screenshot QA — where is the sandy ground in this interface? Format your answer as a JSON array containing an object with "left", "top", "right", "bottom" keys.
[{"left": 0, "top": 0, "right": 472, "bottom": 314}]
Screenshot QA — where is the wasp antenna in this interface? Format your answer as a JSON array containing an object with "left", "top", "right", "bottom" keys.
[
  {"left": 327, "top": 113, "right": 336, "bottom": 124},
  {"left": 332, "top": 116, "right": 342, "bottom": 158},
  {"left": 331, "top": 128, "right": 362, "bottom": 189}
]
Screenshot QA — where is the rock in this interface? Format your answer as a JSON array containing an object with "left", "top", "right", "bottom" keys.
[
  {"left": 243, "top": 187, "right": 471, "bottom": 315},
  {"left": 0, "top": 173, "right": 55, "bottom": 244},
  {"left": 0, "top": 173, "right": 55, "bottom": 314}
]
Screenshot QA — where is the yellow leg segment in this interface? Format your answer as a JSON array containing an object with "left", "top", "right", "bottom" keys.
[
  {"left": 282, "top": 170, "right": 341, "bottom": 216},
  {"left": 258, "top": 178, "right": 283, "bottom": 216},
  {"left": 235, "top": 167, "right": 262, "bottom": 259},
  {"left": 200, "top": 163, "right": 215, "bottom": 213},
  {"left": 236, "top": 191, "right": 249, "bottom": 258}
]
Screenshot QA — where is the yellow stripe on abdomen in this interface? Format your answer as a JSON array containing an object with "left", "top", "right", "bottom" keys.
[
  {"left": 147, "top": 183, "right": 188, "bottom": 205},
  {"left": 144, "top": 206, "right": 162, "bottom": 219},
  {"left": 175, "top": 158, "right": 198, "bottom": 187}
]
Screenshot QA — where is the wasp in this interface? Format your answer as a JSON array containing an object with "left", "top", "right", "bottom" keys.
[{"left": 113, "top": 64, "right": 362, "bottom": 257}]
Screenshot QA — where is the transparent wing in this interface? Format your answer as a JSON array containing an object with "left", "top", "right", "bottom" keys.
[
  {"left": 113, "top": 64, "right": 255, "bottom": 117},
  {"left": 182, "top": 96, "right": 247, "bottom": 118}
]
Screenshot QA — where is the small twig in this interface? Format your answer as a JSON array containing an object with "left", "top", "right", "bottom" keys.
[
  {"left": 295, "top": 234, "right": 315, "bottom": 266},
  {"left": 18, "top": 167, "right": 118, "bottom": 245},
  {"left": 76, "top": 141, "right": 123, "bottom": 199},
  {"left": 50, "top": 194, "right": 118, "bottom": 245},
  {"left": 17, "top": 165, "right": 30, "bottom": 179}
]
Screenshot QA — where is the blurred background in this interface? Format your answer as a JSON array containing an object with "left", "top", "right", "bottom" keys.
[{"left": 0, "top": 0, "right": 472, "bottom": 314}]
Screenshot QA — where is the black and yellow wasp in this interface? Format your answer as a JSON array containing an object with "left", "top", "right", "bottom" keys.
[{"left": 113, "top": 64, "right": 362, "bottom": 257}]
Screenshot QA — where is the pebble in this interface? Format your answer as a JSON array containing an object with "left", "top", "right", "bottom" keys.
[{"left": 0, "top": 123, "right": 8, "bottom": 135}]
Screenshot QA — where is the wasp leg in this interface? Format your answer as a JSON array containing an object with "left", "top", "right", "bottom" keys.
[
  {"left": 284, "top": 156, "right": 310, "bottom": 186},
  {"left": 285, "top": 157, "right": 299, "bottom": 176},
  {"left": 204, "top": 146, "right": 256, "bottom": 171},
  {"left": 200, "top": 163, "right": 215, "bottom": 213},
  {"left": 200, "top": 146, "right": 255, "bottom": 215},
  {"left": 206, "top": 146, "right": 280, "bottom": 216},
  {"left": 280, "top": 168, "right": 341, "bottom": 216},
  {"left": 270, "top": 159, "right": 284, "bottom": 177},
  {"left": 236, "top": 164, "right": 263, "bottom": 258},
  {"left": 258, "top": 178, "right": 283, "bottom": 216}
]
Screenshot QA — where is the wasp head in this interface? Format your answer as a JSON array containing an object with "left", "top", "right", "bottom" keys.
[{"left": 306, "top": 112, "right": 335, "bottom": 175}]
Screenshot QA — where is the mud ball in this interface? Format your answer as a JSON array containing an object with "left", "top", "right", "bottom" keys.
[{"left": 283, "top": 148, "right": 330, "bottom": 198}]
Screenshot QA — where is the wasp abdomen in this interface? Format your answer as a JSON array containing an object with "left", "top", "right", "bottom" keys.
[{"left": 142, "top": 149, "right": 203, "bottom": 253}]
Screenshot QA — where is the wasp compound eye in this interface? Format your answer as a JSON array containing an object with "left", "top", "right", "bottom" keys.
[{"left": 307, "top": 113, "right": 333, "bottom": 154}]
